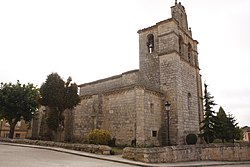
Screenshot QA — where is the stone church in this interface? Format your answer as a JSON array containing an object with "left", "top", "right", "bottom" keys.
[
  {"left": 65, "top": 1, "right": 204, "bottom": 146},
  {"left": 37, "top": 1, "right": 204, "bottom": 146}
]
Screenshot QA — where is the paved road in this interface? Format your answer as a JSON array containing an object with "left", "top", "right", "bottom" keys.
[
  {"left": 0, "top": 144, "right": 135, "bottom": 167},
  {"left": 1, "top": 144, "right": 249, "bottom": 167},
  {"left": 210, "top": 166, "right": 249, "bottom": 167}
]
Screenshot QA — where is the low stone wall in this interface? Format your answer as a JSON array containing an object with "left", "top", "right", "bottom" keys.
[
  {"left": 0, "top": 138, "right": 111, "bottom": 155},
  {"left": 122, "top": 143, "right": 250, "bottom": 163}
]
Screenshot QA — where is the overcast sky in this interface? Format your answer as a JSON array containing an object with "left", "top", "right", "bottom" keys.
[{"left": 0, "top": 0, "right": 249, "bottom": 127}]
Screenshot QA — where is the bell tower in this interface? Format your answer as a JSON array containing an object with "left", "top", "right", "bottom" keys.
[
  {"left": 138, "top": 1, "right": 203, "bottom": 145},
  {"left": 171, "top": 0, "right": 189, "bottom": 31}
]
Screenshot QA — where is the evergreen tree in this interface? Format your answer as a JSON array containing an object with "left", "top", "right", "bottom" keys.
[
  {"left": 39, "top": 73, "right": 80, "bottom": 141},
  {"left": 214, "top": 107, "right": 230, "bottom": 143},
  {"left": 235, "top": 126, "right": 243, "bottom": 141},
  {"left": 200, "top": 83, "right": 216, "bottom": 143},
  {"left": 227, "top": 113, "right": 242, "bottom": 142},
  {"left": 214, "top": 107, "right": 243, "bottom": 142}
]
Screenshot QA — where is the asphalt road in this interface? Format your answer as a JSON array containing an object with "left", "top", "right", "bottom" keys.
[
  {"left": 211, "top": 166, "right": 250, "bottom": 167},
  {"left": 0, "top": 144, "right": 135, "bottom": 167},
  {"left": 1, "top": 144, "right": 249, "bottom": 167}
]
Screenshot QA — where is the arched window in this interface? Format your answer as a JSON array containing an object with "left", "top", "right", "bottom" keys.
[
  {"left": 188, "top": 93, "right": 192, "bottom": 110},
  {"left": 147, "top": 34, "right": 154, "bottom": 53},
  {"left": 179, "top": 36, "right": 183, "bottom": 56},
  {"left": 188, "top": 43, "right": 192, "bottom": 63}
]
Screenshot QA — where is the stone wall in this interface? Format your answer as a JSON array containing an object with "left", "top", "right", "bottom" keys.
[
  {"left": 159, "top": 52, "right": 180, "bottom": 145},
  {"left": 177, "top": 60, "right": 201, "bottom": 143},
  {"left": 171, "top": 2, "right": 189, "bottom": 33},
  {"left": 139, "top": 88, "right": 164, "bottom": 146},
  {"left": 0, "top": 138, "right": 111, "bottom": 155},
  {"left": 72, "top": 96, "right": 96, "bottom": 141},
  {"left": 72, "top": 85, "right": 164, "bottom": 146},
  {"left": 138, "top": 27, "right": 160, "bottom": 90},
  {"left": 122, "top": 143, "right": 250, "bottom": 163},
  {"left": 101, "top": 88, "right": 137, "bottom": 145},
  {"left": 156, "top": 15, "right": 201, "bottom": 145},
  {"left": 78, "top": 70, "right": 139, "bottom": 96}
]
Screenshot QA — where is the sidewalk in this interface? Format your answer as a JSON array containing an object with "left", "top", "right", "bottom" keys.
[{"left": 1, "top": 142, "right": 250, "bottom": 167}]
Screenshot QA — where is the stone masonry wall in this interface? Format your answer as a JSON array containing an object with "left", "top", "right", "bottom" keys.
[
  {"left": 156, "top": 16, "right": 201, "bottom": 144},
  {"left": 73, "top": 85, "right": 164, "bottom": 146},
  {"left": 138, "top": 28, "right": 160, "bottom": 90},
  {"left": 159, "top": 52, "right": 180, "bottom": 145},
  {"left": 79, "top": 70, "right": 139, "bottom": 96},
  {"left": 1, "top": 139, "right": 111, "bottom": 155},
  {"left": 73, "top": 88, "right": 138, "bottom": 145},
  {"left": 142, "top": 89, "right": 163, "bottom": 146},
  {"left": 72, "top": 96, "right": 97, "bottom": 141},
  {"left": 101, "top": 88, "right": 137, "bottom": 145},
  {"left": 171, "top": 2, "right": 189, "bottom": 33},
  {"left": 178, "top": 60, "right": 200, "bottom": 143},
  {"left": 122, "top": 143, "right": 250, "bottom": 163}
]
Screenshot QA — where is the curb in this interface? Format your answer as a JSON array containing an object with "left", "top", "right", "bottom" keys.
[
  {"left": 0, "top": 142, "right": 151, "bottom": 167},
  {"left": 1, "top": 142, "right": 250, "bottom": 167}
]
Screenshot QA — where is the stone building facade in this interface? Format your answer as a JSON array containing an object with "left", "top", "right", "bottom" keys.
[
  {"left": 68, "top": 1, "right": 204, "bottom": 146},
  {"left": 242, "top": 126, "right": 250, "bottom": 142},
  {"left": 0, "top": 120, "right": 28, "bottom": 139},
  {"left": 15, "top": 1, "right": 190, "bottom": 147}
]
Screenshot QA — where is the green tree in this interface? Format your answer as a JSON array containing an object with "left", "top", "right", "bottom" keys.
[
  {"left": 227, "top": 113, "right": 242, "bottom": 142},
  {"left": 39, "top": 73, "right": 80, "bottom": 140},
  {"left": 214, "top": 107, "right": 230, "bottom": 143},
  {"left": 200, "top": 83, "right": 216, "bottom": 143},
  {"left": 214, "top": 107, "right": 243, "bottom": 143},
  {"left": 0, "top": 81, "right": 39, "bottom": 138},
  {"left": 235, "top": 127, "right": 243, "bottom": 141}
]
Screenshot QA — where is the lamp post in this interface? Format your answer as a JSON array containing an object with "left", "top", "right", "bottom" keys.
[
  {"left": 0, "top": 119, "right": 3, "bottom": 138},
  {"left": 165, "top": 101, "right": 171, "bottom": 145},
  {"left": 30, "top": 111, "right": 34, "bottom": 138}
]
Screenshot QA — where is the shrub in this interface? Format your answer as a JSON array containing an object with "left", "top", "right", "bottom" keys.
[
  {"left": 88, "top": 129, "right": 111, "bottom": 145},
  {"left": 204, "top": 134, "right": 214, "bottom": 144},
  {"left": 108, "top": 137, "right": 116, "bottom": 147},
  {"left": 186, "top": 133, "right": 198, "bottom": 145}
]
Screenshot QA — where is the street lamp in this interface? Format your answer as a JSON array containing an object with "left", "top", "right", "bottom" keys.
[
  {"left": 0, "top": 119, "right": 4, "bottom": 138},
  {"left": 165, "top": 101, "right": 171, "bottom": 145}
]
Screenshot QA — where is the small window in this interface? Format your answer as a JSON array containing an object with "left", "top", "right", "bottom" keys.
[
  {"left": 150, "top": 103, "right": 154, "bottom": 113},
  {"left": 188, "top": 93, "right": 192, "bottom": 110},
  {"left": 152, "top": 130, "right": 157, "bottom": 137},
  {"left": 188, "top": 43, "right": 192, "bottom": 63},
  {"left": 179, "top": 36, "right": 183, "bottom": 56},
  {"left": 15, "top": 133, "right": 21, "bottom": 138},
  {"left": 147, "top": 34, "right": 154, "bottom": 53}
]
